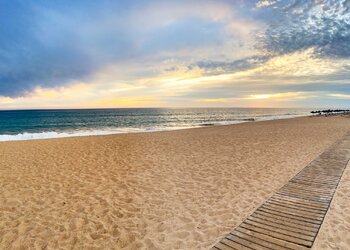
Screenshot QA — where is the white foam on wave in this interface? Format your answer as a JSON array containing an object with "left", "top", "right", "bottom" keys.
[
  {"left": 0, "top": 130, "right": 124, "bottom": 142},
  {"left": 0, "top": 113, "right": 309, "bottom": 142},
  {"left": 254, "top": 113, "right": 308, "bottom": 122},
  {"left": 0, "top": 126, "right": 193, "bottom": 142},
  {"left": 202, "top": 113, "right": 308, "bottom": 126}
]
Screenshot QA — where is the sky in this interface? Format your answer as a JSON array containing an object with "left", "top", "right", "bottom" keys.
[{"left": 0, "top": 0, "right": 349, "bottom": 109}]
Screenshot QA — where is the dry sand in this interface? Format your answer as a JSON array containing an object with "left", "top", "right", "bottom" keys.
[
  {"left": 312, "top": 161, "right": 350, "bottom": 250},
  {"left": 0, "top": 116, "right": 350, "bottom": 249}
]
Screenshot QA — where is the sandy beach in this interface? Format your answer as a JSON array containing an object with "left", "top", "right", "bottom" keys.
[{"left": 1, "top": 116, "right": 350, "bottom": 249}]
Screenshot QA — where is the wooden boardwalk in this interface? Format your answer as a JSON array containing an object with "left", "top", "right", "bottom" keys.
[{"left": 212, "top": 133, "right": 350, "bottom": 250}]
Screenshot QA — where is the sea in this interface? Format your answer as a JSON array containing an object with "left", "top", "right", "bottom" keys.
[{"left": 0, "top": 108, "right": 313, "bottom": 141}]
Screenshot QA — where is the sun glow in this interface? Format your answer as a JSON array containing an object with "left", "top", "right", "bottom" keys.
[{"left": 1, "top": 44, "right": 349, "bottom": 110}]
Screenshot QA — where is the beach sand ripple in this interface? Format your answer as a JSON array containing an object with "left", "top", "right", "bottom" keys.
[{"left": 0, "top": 116, "right": 350, "bottom": 249}]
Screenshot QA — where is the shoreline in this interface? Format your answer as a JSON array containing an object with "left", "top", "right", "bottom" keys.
[
  {"left": 1, "top": 116, "right": 350, "bottom": 249},
  {"left": 0, "top": 113, "right": 310, "bottom": 142}
]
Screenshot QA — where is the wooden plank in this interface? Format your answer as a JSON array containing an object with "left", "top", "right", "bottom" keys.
[
  {"left": 211, "top": 133, "right": 350, "bottom": 250},
  {"left": 279, "top": 188, "right": 333, "bottom": 198},
  {"left": 282, "top": 184, "right": 334, "bottom": 192},
  {"left": 260, "top": 204, "right": 324, "bottom": 223},
  {"left": 254, "top": 210, "right": 320, "bottom": 230},
  {"left": 298, "top": 171, "right": 341, "bottom": 177},
  {"left": 283, "top": 185, "right": 335, "bottom": 197},
  {"left": 279, "top": 186, "right": 333, "bottom": 198},
  {"left": 267, "top": 199, "right": 327, "bottom": 214},
  {"left": 277, "top": 190, "right": 332, "bottom": 200},
  {"left": 278, "top": 187, "right": 332, "bottom": 196},
  {"left": 274, "top": 194, "right": 330, "bottom": 206},
  {"left": 276, "top": 191, "right": 332, "bottom": 202},
  {"left": 289, "top": 182, "right": 336, "bottom": 189},
  {"left": 292, "top": 177, "right": 339, "bottom": 184},
  {"left": 291, "top": 181, "right": 336, "bottom": 187},
  {"left": 272, "top": 194, "right": 328, "bottom": 209},
  {"left": 276, "top": 191, "right": 331, "bottom": 203},
  {"left": 247, "top": 215, "right": 316, "bottom": 237},
  {"left": 284, "top": 180, "right": 336, "bottom": 188},
  {"left": 286, "top": 182, "right": 335, "bottom": 190},
  {"left": 225, "top": 234, "right": 271, "bottom": 250},
  {"left": 250, "top": 213, "right": 318, "bottom": 234},
  {"left": 284, "top": 182, "right": 335, "bottom": 192},
  {"left": 245, "top": 217, "right": 315, "bottom": 240},
  {"left": 289, "top": 180, "right": 335, "bottom": 188},
  {"left": 269, "top": 196, "right": 328, "bottom": 209},
  {"left": 230, "top": 230, "right": 290, "bottom": 250},
  {"left": 296, "top": 172, "right": 340, "bottom": 177},
  {"left": 260, "top": 204, "right": 324, "bottom": 221},
  {"left": 291, "top": 177, "right": 338, "bottom": 185},
  {"left": 298, "top": 170, "right": 340, "bottom": 174},
  {"left": 295, "top": 175, "right": 339, "bottom": 181},
  {"left": 257, "top": 207, "right": 321, "bottom": 225},
  {"left": 220, "top": 238, "right": 252, "bottom": 250},
  {"left": 240, "top": 222, "right": 313, "bottom": 247},
  {"left": 235, "top": 227, "right": 307, "bottom": 250},
  {"left": 213, "top": 242, "right": 236, "bottom": 250},
  {"left": 289, "top": 181, "right": 335, "bottom": 189}
]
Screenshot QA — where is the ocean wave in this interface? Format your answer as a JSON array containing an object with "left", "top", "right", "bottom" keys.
[
  {"left": 0, "top": 127, "right": 192, "bottom": 142},
  {"left": 0, "top": 113, "right": 309, "bottom": 142},
  {"left": 0, "top": 130, "right": 124, "bottom": 142}
]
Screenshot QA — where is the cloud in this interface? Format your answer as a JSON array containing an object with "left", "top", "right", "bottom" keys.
[
  {"left": 157, "top": 47, "right": 350, "bottom": 106},
  {"left": 1, "top": 0, "right": 254, "bottom": 97},
  {"left": 256, "top": 1, "right": 276, "bottom": 8},
  {"left": 194, "top": 92, "right": 317, "bottom": 108},
  {"left": 0, "top": 81, "right": 161, "bottom": 109},
  {"left": 240, "top": 48, "right": 350, "bottom": 78},
  {"left": 0, "top": 1, "right": 121, "bottom": 97},
  {"left": 190, "top": 56, "right": 270, "bottom": 75},
  {"left": 259, "top": 0, "right": 350, "bottom": 58},
  {"left": 1, "top": 0, "right": 349, "bottom": 108},
  {"left": 187, "top": 48, "right": 350, "bottom": 83},
  {"left": 328, "top": 93, "right": 350, "bottom": 99}
]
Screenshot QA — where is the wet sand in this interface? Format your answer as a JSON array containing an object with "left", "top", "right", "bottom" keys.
[{"left": 0, "top": 116, "right": 350, "bottom": 249}]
